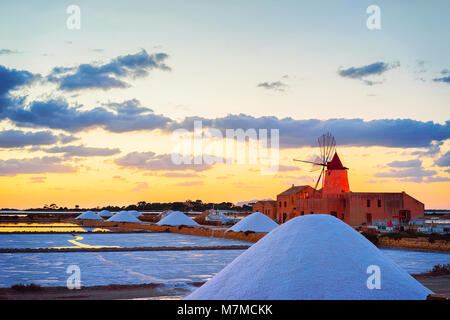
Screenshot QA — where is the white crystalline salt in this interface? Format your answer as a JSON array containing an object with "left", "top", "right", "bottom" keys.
[{"left": 187, "top": 214, "right": 432, "bottom": 300}]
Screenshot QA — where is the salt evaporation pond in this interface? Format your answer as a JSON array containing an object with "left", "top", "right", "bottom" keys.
[
  {"left": 0, "top": 250, "right": 245, "bottom": 287},
  {"left": 0, "top": 233, "right": 252, "bottom": 249},
  {"left": 379, "top": 248, "right": 450, "bottom": 274}
]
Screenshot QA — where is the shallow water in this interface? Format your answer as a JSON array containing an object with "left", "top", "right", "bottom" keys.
[{"left": 0, "top": 233, "right": 252, "bottom": 249}]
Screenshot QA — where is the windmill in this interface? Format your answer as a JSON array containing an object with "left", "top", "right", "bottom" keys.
[{"left": 293, "top": 132, "right": 336, "bottom": 195}]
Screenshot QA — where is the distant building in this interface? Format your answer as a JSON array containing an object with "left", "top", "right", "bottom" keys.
[
  {"left": 253, "top": 152, "right": 424, "bottom": 227},
  {"left": 252, "top": 200, "right": 277, "bottom": 221}
]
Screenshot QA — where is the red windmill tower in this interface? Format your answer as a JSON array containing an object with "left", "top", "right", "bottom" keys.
[{"left": 294, "top": 132, "right": 350, "bottom": 198}]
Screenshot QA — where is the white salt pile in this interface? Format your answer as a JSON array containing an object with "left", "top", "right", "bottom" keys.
[
  {"left": 186, "top": 214, "right": 432, "bottom": 300},
  {"left": 227, "top": 212, "right": 278, "bottom": 233},
  {"left": 75, "top": 211, "right": 103, "bottom": 220},
  {"left": 127, "top": 210, "right": 142, "bottom": 218},
  {"left": 106, "top": 210, "right": 140, "bottom": 223},
  {"left": 98, "top": 210, "right": 113, "bottom": 218},
  {"left": 156, "top": 211, "right": 199, "bottom": 227}
]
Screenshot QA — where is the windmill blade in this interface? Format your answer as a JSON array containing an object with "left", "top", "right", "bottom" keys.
[
  {"left": 310, "top": 155, "right": 323, "bottom": 172},
  {"left": 293, "top": 159, "right": 324, "bottom": 166},
  {"left": 313, "top": 167, "right": 324, "bottom": 194}
]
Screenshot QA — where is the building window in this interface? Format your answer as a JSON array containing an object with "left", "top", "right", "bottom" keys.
[
  {"left": 367, "top": 199, "right": 371, "bottom": 208},
  {"left": 301, "top": 211, "right": 304, "bottom": 216},
  {"left": 279, "top": 202, "right": 282, "bottom": 207},
  {"left": 341, "top": 213, "right": 344, "bottom": 220},
  {"left": 310, "top": 211, "right": 314, "bottom": 215},
  {"left": 366, "top": 213, "right": 372, "bottom": 224},
  {"left": 377, "top": 199, "right": 381, "bottom": 208},
  {"left": 305, "top": 192, "right": 309, "bottom": 199},
  {"left": 343, "top": 199, "right": 346, "bottom": 208},
  {"left": 330, "top": 211, "right": 337, "bottom": 217},
  {"left": 284, "top": 201, "right": 287, "bottom": 207}
]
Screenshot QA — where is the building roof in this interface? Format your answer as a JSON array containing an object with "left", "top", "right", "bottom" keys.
[
  {"left": 255, "top": 200, "right": 277, "bottom": 206},
  {"left": 277, "top": 185, "right": 309, "bottom": 197}
]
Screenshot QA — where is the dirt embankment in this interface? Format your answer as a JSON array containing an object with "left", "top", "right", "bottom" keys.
[{"left": 361, "top": 232, "right": 450, "bottom": 252}]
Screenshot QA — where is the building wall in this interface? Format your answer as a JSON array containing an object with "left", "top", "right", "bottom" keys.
[
  {"left": 252, "top": 201, "right": 277, "bottom": 221},
  {"left": 252, "top": 201, "right": 265, "bottom": 214},
  {"left": 294, "top": 192, "right": 424, "bottom": 227},
  {"left": 276, "top": 186, "right": 316, "bottom": 222}
]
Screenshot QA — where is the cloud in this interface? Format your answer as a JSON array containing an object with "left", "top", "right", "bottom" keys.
[
  {"left": 387, "top": 159, "right": 422, "bottom": 168},
  {"left": 277, "top": 165, "right": 301, "bottom": 171},
  {"left": 435, "top": 151, "right": 450, "bottom": 167},
  {"left": 338, "top": 61, "right": 399, "bottom": 85},
  {"left": 433, "top": 75, "right": 450, "bottom": 84},
  {"left": 5, "top": 99, "right": 172, "bottom": 133},
  {"left": 0, "top": 156, "right": 75, "bottom": 176},
  {"left": 105, "top": 99, "right": 153, "bottom": 115},
  {"left": 115, "top": 152, "right": 214, "bottom": 172},
  {"left": 375, "top": 167, "right": 436, "bottom": 179},
  {"left": 175, "top": 181, "right": 204, "bottom": 187},
  {"left": 48, "top": 50, "right": 171, "bottom": 91},
  {"left": 0, "top": 49, "right": 21, "bottom": 55},
  {"left": 43, "top": 145, "right": 121, "bottom": 157},
  {"left": 29, "top": 176, "right": 46, "bottom": 183},
  {"left": 0, "top": 130, "right": 76, "bottom": 148},
  {"left": 257, "top": 81, "right": 288, "bottom": 92},
  {"left": 160, "top": 172, "right": 202, "bottom": 178},
  {"left": 169, "top": 115, "right": 450, "bottom": 149},
  {"left": 132, "top": 182, "right": 149, "bottom": 192},
  {"left": 410, "top": 141, "right": 442, "bottom": 156},
  {"left": 0, "top": 65, "right": 39, "bottom": 113}
]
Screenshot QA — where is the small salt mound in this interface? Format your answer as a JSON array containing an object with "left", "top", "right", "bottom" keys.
[
  {"left": 156, "top": 211, "right": 199, "bottom": 226},
  {"left": 75, "top": 211, "right": 103, "bottom": 220},
  {"left": 227, "top": 212, "right": 278, "bottom": 233},
  {"left": 127, "top": 210, "right": 142, "bottom": 218},
  {"left": 106, "top": 210, "right": 140, "bottom": 223},
  {"left": 186, "top": 215, "right": 432, "bottom": 300},
  {"left": 98, "top": 210, "right": 113, "bottom": 217}
]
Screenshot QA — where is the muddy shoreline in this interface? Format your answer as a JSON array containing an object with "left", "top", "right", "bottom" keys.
[{"left": 1, "top": 276, "right": 448, "bottom": 300}]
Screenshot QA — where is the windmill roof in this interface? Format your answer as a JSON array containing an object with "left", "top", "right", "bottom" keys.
[
  {"left": 186, "top": 215, "right": 432, "bottom": 300},
  {"left": 277, "top": 185, "right": 309, "bottom": 197},
  {"left": 327, "top": 152, "right": 346, "bottom": 170}
]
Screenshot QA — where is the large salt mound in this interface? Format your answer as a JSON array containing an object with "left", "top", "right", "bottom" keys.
[
  {"left": 227, "top": 212, "right": 278, "bottom": 233},
  {"left": 75, "top": 211, "right": 103, "bottom": 220},
  {"left": 186, "top": 215, "right": 432, "bottom": 300},
  {"left": 98, "top": 210, "right": 113, "bottom": 218},
  {"left": 156, "top": 211, "right": 199, "bottom": 226},
  {"left": 106, "top": 210, "right": 140, "bottom": 223},
  {"left": 127, "top": 210, "right": 142, "bottom": 218}
]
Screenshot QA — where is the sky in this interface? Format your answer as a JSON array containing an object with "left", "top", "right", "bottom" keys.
[{"left": 0, "top": 0, "right": 449, "bottom": 209}]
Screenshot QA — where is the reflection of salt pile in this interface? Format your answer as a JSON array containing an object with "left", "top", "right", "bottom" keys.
[
  {"left": 187, "top": 215, "right": 432, "bottom": 300},
  {"left": 227, "top": 212, "right": 278, "bottom": 233},
  {"left": 156, "top": 211, "right": 199, "bottom": 226},
  {"left": 127, "top": 210, "right": 142, "bottom": 218},
  {"left": 106, "top": 210, "right": 140, "bottom": 223},
  {"left": 75, "top": 211, "right": 103, "bottom": 220},
  {"left": 98, "top": 210, "right": 113, "bottom": 218}
]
